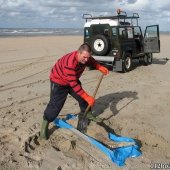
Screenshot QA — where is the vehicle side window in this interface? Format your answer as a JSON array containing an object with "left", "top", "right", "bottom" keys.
[
  {"left": 112, "top": 27, "right": 117, "bottom": 37},
  {"left": 119, "top": 27, "right": 133, "bottom": 39},
  {"left": 127, "top": 27, "right": 133, "bottom": 39},
  {"left": 119, "top": 27, "right": 127, "bottom": 39},
  {"left": 134, "top": 27, "right": 142, "bottom": 38},
  {"left": 145, "top": 26, "right": 157, "bottom": 38},
  {"left": 85, "top": 28, "right": 89, "bottom": 37}
]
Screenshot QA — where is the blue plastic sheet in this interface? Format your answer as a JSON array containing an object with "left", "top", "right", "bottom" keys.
[{"left": 54, "top": 114, "right": 141, "bottom": 166}]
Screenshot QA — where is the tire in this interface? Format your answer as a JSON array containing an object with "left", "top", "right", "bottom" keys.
[
  {"left": 92, "top": 35, "right": 110, "bottom": 56},
  {"left": 122, "top": 53, "right": 132, "bottom": 73},
  {"left": 143, "top": 53, "right": 153, "bottom": 65}
]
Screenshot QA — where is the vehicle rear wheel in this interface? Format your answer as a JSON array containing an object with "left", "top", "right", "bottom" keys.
[
  {"left": 92, "top": 35, "right": 110, "bottom": 56},
  {"left": 122, "top": 53, "right": 132, "bottom": 73},
  {"left": 143, "top": 53, "right": 153, "bottom": 65}
]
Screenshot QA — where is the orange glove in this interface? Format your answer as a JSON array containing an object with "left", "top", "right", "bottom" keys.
[
  {"left": 80, "top": 92, "right": 95, "bottom": 106},
  {"left": 96, "top": 64, "right": 109, "bottom": 75}
]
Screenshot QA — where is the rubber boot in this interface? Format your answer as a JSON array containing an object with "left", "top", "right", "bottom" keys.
[
  {"left": 86, "top": 111, "right": 102, "bottom": 123},
  {"left": 77, "top": 117, "right": 89, "bottom": 133},
  {"left": 40, "top": 118, "right": 49, "bottom": 140}
]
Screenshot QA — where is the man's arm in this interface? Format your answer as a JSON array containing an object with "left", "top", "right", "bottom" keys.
[
  {"left": 65, "top": 66, "right": 95, "bottom": 107},
  {"left": 87, "top": 56, "right": 109, "bottom": 75}
]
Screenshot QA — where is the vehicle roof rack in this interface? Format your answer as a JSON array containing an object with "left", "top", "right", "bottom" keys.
[{"left": 83, "top": 11, "right": 140, "bottom": 26}]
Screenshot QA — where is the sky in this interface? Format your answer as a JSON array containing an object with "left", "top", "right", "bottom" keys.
[{"left": 0, "top": 0, "right": 170, "bottom": 31}]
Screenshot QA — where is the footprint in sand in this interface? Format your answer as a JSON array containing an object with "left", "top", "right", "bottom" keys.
[
  {"left": 24, "top": 122, "right": 41, "bottom": 153},
  {"left": 24, "top": 132, "right": 40, "bottom": 153}
]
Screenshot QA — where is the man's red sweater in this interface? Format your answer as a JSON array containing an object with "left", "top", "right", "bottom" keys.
[{"left": 50, "top": 51, "right": 97, "bottom": 96}]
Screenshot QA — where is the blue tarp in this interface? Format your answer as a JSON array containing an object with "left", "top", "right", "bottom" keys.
[{"left": 54, "top": 114, "right": 142, "bottom": 166}]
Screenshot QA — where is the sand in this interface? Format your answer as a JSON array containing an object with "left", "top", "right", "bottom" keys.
[{"left": 0, "top": 35, "right": 170, "bottom": 170}]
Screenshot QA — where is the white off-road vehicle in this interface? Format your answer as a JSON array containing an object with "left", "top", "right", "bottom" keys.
[{"left": 83, "top": 10, "right": 160, "bottom": 72}]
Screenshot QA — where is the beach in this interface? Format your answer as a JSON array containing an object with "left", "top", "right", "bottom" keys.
[{"left": 0, "top": 35, "right": 170, "bottom": 169}]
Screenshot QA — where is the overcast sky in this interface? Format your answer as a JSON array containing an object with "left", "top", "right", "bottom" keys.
[{"left": 0, "top": 0, "right": 170, "bottom": 31}]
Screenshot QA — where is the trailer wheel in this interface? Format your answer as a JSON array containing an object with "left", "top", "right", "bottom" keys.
[{"left": 92, "top": 35, "right": 110, "bottom": 56}]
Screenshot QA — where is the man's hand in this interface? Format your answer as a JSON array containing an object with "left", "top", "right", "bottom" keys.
[
  {"left": 85, "top": 95, "right": 95, "bottom": 106},
  {"left": 96, "top": 64, "right": 109, "bottom": 75},
  {"left": 80, "top": 92, "right": 95, "bottom": 106}
]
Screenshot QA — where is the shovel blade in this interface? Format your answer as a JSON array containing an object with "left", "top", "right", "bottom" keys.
[{"left": 77, "top": 118, "right": 90, "bottom": 133}]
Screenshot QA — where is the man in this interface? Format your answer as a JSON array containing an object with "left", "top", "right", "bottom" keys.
[{"left": 40, "top": 43, "right": 109, "bottom": 140}]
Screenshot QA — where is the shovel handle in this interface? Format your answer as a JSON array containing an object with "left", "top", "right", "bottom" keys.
[{"left": 84, "top": 73, "right": 104, "bottom": 114}]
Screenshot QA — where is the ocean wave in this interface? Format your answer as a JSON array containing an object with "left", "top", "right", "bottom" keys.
[{"left": 0, "top": 28, "right": 83, "bottom": 37}]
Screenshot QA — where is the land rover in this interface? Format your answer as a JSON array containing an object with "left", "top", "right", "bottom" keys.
[{"left": 83, "top": 9, "right": 160, "bottom": 72}]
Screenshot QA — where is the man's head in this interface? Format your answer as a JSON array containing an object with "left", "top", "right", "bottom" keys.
[{"left": 77, "top": 43, "right": 91, "bottom": 64}]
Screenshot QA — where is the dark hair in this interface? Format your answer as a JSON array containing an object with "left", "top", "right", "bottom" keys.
[{"left": 78, "top": 43, "right": 91, "bottom": 53}]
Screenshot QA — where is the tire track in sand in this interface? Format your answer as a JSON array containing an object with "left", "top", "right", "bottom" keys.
[{"left": 0, "top": 67, "right": 51, "bottom": 88}]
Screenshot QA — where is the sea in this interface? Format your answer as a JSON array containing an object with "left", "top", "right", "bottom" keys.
[
  {"left": 0, "top": 28, "right": 84, "bottom": 37},
  {"left": 0, "top": 28, "right": 169, "bottom": 37}
]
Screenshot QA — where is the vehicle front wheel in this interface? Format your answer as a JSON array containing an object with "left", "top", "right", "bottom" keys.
[
  {"left": 122, "top": 53, "right": 132, "bottom": 73},
  {"left": 143, "top": 53, "right": 153, "bottom": 65}
]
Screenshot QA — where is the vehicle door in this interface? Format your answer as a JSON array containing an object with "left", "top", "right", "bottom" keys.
[
  {"left": 133, "top": 26, "right": 143, "bottom": 53},
  {"left": 144, "top": 25, "right": 160, "bottom": 53},
  {"left": 118, "top": 26, "right": 135, "bottom": 56}
]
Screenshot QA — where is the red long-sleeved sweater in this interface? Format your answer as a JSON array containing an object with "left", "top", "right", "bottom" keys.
[{"left": 50, "top": 51, "right": 97, "bottom": 96}]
